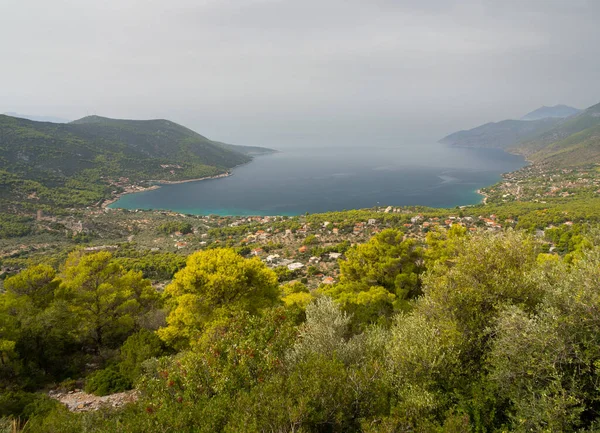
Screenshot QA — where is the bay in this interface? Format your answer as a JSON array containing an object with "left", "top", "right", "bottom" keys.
[{"left": 109, "top": 142, "right": 525, "bottom": 215}]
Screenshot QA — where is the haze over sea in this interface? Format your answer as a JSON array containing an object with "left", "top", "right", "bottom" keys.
[{"left": 110, "top": 140, "right": 525, "bottom": 216}]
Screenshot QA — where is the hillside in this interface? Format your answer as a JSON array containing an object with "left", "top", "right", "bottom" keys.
[
  {"left": 438, "top": 117, "right": 560, "bottom": 149},
  {"left": 520, "top": 104, "right": 581, "bottom": 121},
  {"left": 512, "top": 102, "right": 600, "bottom": 166},
  {"left": 0, "top": 115, "right": 273, "bottom": 211},
  {"left": 440, "top": 101, "right": 600, "bottom": 167}
]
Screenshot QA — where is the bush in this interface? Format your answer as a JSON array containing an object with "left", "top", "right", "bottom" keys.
[
  {"left": 119, "top": 330, "right": 165, "bottom": 384},
  {"left": 58, "top": 378, "right": 79, "bottom": 393},
  {"left": 84, "top": 367, "right": 131, "bottom": 396},
  {"left": 0, "top": 391, "right": 58, "bottom": 421}
]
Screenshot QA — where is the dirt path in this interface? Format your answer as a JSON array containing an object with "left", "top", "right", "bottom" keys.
[{"left": 49, "top": 390, "right": 138, "bottom": 412}]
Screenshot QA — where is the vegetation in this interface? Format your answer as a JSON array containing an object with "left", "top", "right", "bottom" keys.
[
  {"left": 2, "top": 103, "right": 600, "bottom": 431},
  {"left": 0, "top": 115, "right": 274, "bottom": 212},
  {"left": 1, "top": 225, "right": 600, "bottom": 431}
]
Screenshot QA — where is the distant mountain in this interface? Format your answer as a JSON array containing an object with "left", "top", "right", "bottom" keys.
[
  {"left": 513, "top": 102, "right": 600, "bottom": 166},
  {"left": 3, "top": 112, "right": 70, "bottom": 123},
  {"left": 439, "top": 118, "right": 561, "bottom": 149},
  {"left": 440, "top": 101, "right": 600, "bottom": 168},
  {"left": 520, "top": 105, "right": 581, "bottom": 121},
  {"left": 0, "top": 115, "right": 275, "bottom": 210}
]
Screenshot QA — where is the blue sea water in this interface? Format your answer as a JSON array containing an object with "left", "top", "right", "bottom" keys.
[{"left": 109, "top": 142, "right": 525, "bottom": 216}]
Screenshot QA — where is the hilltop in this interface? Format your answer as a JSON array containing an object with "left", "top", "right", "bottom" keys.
[
  {"left": 520, "top": 104, "right": 581, "bottom": 121},
  {"left": 0, "top": 115, "right": 275, "bottom": 211}
]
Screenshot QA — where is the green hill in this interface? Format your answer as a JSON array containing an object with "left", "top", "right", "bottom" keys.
[
  {"left": 512, "top": 102, "right": 600, "bottom": 166},
  {"left": 0, "top": 115, "right": 274, "bottom": 211}
]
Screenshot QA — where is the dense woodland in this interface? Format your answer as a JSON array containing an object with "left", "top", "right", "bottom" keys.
[{"left": 1, "top": 226, "right": 600, "bottom": 432}]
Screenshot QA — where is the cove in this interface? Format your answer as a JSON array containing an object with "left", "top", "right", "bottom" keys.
[{"left": 109, "top": 142, "right": 526, "bottom": 216}]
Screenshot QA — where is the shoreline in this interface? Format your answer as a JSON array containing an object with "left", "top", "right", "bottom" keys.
[
  {"left": 102, "top": 172, "right": 232, "bottom": 209},
  {"left": 102, "top": 147, "right": 523, "bottom": 214},
  {"left": 476, "top": 188, "right": 489, "bottom": 205},
  {"left": 101, "top": 153, "right": 276, "bottom": 210}
]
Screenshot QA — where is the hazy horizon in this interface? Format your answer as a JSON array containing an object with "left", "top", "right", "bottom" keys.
[{"left": 2, "top": 0, "right": 599, "bottom": 148}]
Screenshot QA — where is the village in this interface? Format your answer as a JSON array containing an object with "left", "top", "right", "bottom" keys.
[
  {"left": 0, "top": 203, "right": 525, "bottom": 291},
  {"left": 2, "top": 161, "right": 596, "bottom": 291},
  {"left": 480, "top": 163, "right": 600, "bottom": 204}
]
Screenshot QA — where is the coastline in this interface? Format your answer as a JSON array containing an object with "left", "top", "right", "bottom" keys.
[
  {"left": 102, "top": 172, "right": 232, "bottom": 209},
  {"left": 102, "top": 147, "right": 521, "bottom": 214},
  {"left": 101, "top": 153, "right": 277, "bottom": 210},
  {"left": 476, "top": 188, "right": 489, "bottom": 205}
]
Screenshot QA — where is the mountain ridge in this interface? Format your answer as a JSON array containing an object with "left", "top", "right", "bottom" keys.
[
  {"left": 520, "top": 104, "right": 581, "bottom": 121},
  {"left": 440, "top": 101, "right": 600, "bottom": 167}
]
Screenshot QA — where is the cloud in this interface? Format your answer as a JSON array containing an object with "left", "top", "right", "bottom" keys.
[{"left": 1, "top": 0, "right": 599, "bottom": 146}]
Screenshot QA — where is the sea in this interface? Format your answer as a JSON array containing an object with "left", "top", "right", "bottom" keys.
[{"left": 109, "top": 141, "right": 525, "bottom": 216}]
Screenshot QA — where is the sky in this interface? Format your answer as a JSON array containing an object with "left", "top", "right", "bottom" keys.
[{"left": 1, "top": 0, "right": 599, "bottom": 148}]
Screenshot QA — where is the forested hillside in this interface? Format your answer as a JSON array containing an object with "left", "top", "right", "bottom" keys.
[
  {"left": 0, "top": 115, "right": 272, "bottom": 211},
  {"left": 513, "top": 102, "right": 600, "bottom": 166}
]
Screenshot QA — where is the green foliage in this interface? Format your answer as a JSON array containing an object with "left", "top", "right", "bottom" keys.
[
  {"left": 7, "top": 223, "right": 600, "bottom": 432},
  {"left": 158, "top": 248, "right": 280, "bottom": 349},
  {"left": 302, "top": 234, "right": 318, "bottom": 245},
  {"left": 281, "top": 282, "right": 313, "bottom": 308},
  {"left": 0, "top": 114, "right": 257, "bottom": 212},
  {"left": 118, "top": 330, "right": 166, "bottom": 384},
  {"left": 420, "top": 231, "right": 544, "bottom": 372},
  {"left": 59, "top": 251, "right": 160, "bottom": 351},
  {"left": 141, "top": 307, "right": 300, "bottom": 406},
  {"left": 489, "top": 249, "right": 600, "bottom": 431},
  {"left": 156, "top": 221, "right": 193, "bottom": 235},
  {"left": 0, "top": 250, "right": 160, "bottom": 391},
  {"left": 321, "top": 229, "right": 424, "bottom": 327},
  {"left": 272, "top": 265, "right": 297, "bottom": 282},
  {"left": 85, "top": 366, "right": 132, "bottom": 396},
  {"left": 114, "top": 248, "right": 186, "bottom": 280},
  {"left": 0, "top": 213, "right": 33, "bottom": 238},
  {"left": 0, "top": 391, "right": 58, "bottom": 421}
]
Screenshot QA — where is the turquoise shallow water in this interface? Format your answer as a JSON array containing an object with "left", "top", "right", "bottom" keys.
[{"left": 109, "top": 142, "right": 525, "bottom": 215}]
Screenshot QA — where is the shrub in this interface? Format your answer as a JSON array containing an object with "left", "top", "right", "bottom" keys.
[
  {"left": 119, "top": 330, "right": 165, "bottom": 384},
  {"left": 0, "top": 391, "right": 58, "bottom": 421},
  {"left": 84, "top": 367, "right": 131, "bottom": 396}
]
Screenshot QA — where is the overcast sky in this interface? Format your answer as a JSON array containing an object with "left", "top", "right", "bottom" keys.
[{"left": 1, "top": 0, "right": 599, "bottom": 147}]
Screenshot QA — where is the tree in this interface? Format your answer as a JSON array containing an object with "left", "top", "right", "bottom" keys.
[
  {"left": 419, "top": 230, "right": 543, "bottom": 370},
  {"left": 320, "top": 229, "right": 424, "bottom": 327},
  {"left": 1, "top": 265, "right": 80, "bottom": 383},
  {"left": 118, "top": 329, "right": 166, "bottom": 384},
  {"left": 158, "top": 248, "right": 280, "bottom": 348},
  {"left": 3, "top": 265, "right": 58, "bottom": 309},
  {"left": 489, "top": 248, "right": 600, "bottom": 432},
  {"left": 58, "top": 251, "right": 159, "bottom": 352}
]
